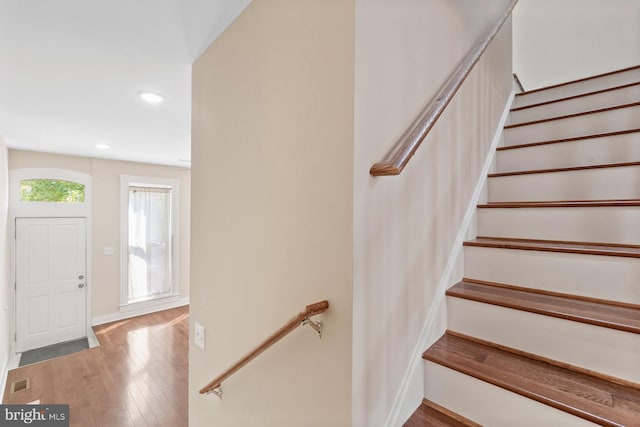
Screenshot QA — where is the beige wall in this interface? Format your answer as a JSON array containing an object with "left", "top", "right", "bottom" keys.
[
  {"left": 189, "top": 1, "right": 354, "bottom": 426},
  {"left": 514, "top": 0, "right": 640, "bottom": 89},
  {"left": 353, "top": 0, "right": 513, "bottom": 424},
  {"left": 0, "top": 137, "right": 11, "bottom": 376},
  {"left": 8, "top": 150, "right": 191, "bottom": 318}
]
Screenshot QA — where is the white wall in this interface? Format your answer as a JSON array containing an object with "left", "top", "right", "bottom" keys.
[
  {"left": 8, "top": 150, "right": 191, "bottom": 320},
  {"left": 0, "top": 137, "right": 11, "bottom": 384},
  {"left": 353, "top": 0, "right": 513, "bottom": 425},
  {"left": 514, "top": 0, "right": 640, "bottom": 90},
  {"left": 190, "top": 1, "right": 354, "bottom": 426}
]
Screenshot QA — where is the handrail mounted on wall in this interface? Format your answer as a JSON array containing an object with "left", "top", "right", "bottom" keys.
[
  {"left": 370, "top": 0, "right": 519, "bottom": 176},
  {"left": 199, "top": 300, "right": 329, "bottom": 398}
]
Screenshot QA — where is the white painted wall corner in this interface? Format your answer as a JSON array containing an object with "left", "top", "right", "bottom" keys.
[
  {"left": 0, "top": 354, "right": 8, "bottom": 402},
  {"left": 385, "top": 91, "right": 516, "bottom": 427}
]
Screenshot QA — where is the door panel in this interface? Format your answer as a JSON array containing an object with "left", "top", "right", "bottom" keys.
[
  {"left": 16, "top": 218, "right": 87, "bottom": 352},
  {"left": 27, "top": 295, "right": 49, "bottom": 335}
]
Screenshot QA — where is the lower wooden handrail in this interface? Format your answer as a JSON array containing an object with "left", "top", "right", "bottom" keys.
[{"left": 199, "top": 300, "right": 329, "bottom": 396}]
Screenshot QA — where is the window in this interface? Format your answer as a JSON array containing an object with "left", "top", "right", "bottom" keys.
[
  {"left": 20, "top": 179, "right": 85, "bottom": 202},
  {"left": 120, "top": 176, "right": 179, "bottom": 308}
]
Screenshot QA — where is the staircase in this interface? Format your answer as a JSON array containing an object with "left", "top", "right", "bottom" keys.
[{"left": 405, "top": 65, "right": 640, "bottom": 426}]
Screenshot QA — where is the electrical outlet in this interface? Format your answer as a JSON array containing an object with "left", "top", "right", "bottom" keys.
[{"left": 194, "top": 322, "right": 205, "bottom": 350}]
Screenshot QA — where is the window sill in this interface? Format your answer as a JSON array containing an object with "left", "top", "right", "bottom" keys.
[{"left": 119, "top": 294, "right": 181, "bottom": 313}]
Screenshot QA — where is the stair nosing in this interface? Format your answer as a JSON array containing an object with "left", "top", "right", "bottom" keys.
[
  {"left": 464, "top": 236, "right": 640, "bottom": 258},
  {"left": 445, "top": 329, "right": 640, "bottom": 392},
  {"left": 487, "top": 160, "right": 640, "bottom": 178},
  {"left": 515, "top": 64, "right": 640, "bottom": 97},
  {"left": 504, "top": 101, "right": 640, "bottom": 130},
  {"left": 423, "top": 333, "right": 633, "bottom": 427},
  {"left": 473, "top": 236, "right": 640, "bottom": 249},
  {"left": 478, "top": 200, "right": 640, "bottom": 208},
  {"left": 511, "top": 81, "right": 640, "bottom": 113},
  {"left": 462, "top": 277, "right": 640, "bottom": 310},
  {"left": 446, "top": 280, "right": 640, "bottom": 334},
  {"left": 416, "top": 399, "right": 482, "bottom": 427},
  {"left": 496, "top": 128, "right": 640, "bottom": 151}
]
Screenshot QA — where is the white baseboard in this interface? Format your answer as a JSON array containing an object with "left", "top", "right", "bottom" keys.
[
  {"left": 92, "top": 296, "right": 189, "bottom": 326},
  {"left": 385, "top": 90, "right": 516, "bottom": 427},
  {"left": 87, "top": 327, "right": 100, "bottom": 349}
]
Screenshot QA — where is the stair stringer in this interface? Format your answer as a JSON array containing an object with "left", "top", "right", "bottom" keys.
[{"left": 385, "top": 91, "right": 515, "bottom": 427}]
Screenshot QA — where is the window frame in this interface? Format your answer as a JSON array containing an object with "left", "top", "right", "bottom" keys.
[
  {"left": 19, "top": 178, "right": 86, "bottom": 203},
  {"left": 10, "top": 168, "right": 91, "bottom": 218},
  {"left": 119, "top": 175, "right": 180, "bottom": 311}
]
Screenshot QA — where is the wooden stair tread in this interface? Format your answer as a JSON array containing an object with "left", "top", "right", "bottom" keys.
[
  {"left": 504, "top": 102, "right": 640, "bottom": 129},
  {"left": 515, "top": 64, "right": 640, "bottom": 97},
  {"left": 479, "top": 200, "right": 640, "bottom": 208},
  {"left": 496, "top": 128, "right": 640, "bottom": 151},
  {"left": 488, "top": 161, "right": 640, "bottom": 178},
  {"left": 423, "top": 333, "right": 640, "bottom": 426},
  {"left": 511, "top": 81, "right": 640, "bottom": 112},
  {"left": 447, "top": 280, "right": 640, "bottom": 334},
  {"left": 403, "top": 399, "right": 481, "bottom": 427},
  {"left": 464, "top": 237, "right": 640, "bottom": 258}
]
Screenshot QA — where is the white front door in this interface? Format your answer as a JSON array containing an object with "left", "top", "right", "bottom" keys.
[{"left": 16, "top": 217, "right": 87, "bottom": 352}]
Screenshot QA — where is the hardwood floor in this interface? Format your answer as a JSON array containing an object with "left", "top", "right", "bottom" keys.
[{"left": 3, "top": 306, "right": 189, "bottom": 427}]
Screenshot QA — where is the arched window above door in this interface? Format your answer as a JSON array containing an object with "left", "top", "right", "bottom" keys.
[
  {"left": 19, "top": 178, "right": 86, "bottom": 203},
  {"left": 10, "top": 168, "right": 92, "bottom": 218}
]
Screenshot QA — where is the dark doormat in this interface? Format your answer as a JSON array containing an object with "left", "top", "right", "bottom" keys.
[{"left": 19, "top": 338, "right": 89, "bottom": 367}]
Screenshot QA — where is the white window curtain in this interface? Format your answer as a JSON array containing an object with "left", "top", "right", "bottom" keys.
[{"left": 127, "top": 185, "right": 172, "bottom": 302}]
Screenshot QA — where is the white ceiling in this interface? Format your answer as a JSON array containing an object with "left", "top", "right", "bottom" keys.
[{"left": 0, "top": 0, "right": 252, "bottom": 167}]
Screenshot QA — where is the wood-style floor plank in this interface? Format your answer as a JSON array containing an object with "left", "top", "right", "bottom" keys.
[
  {"left": 447, "top": 280, "right": 640, "bottom": 334},
  {"left": 2, "top": 306, "right": 189, "bottom": 427},
  {"left": 423, "top": 333, "right": 640, "bottom": 427}
]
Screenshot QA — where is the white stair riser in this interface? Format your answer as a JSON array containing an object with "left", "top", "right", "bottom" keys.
[
  {"left": 478, "top": 207, "right": 640, "bottom": 245},
  {"left": 464, "top": 246, "right": 640, "bottom": 305},
  {"left": 504, "top": 104, "right": 640, "bottom": 146},
  {"left": 513, "top": 68, "right": 640, "bottom": 108},
  {"left": 424, "top": 361, "right": 598, "bottom": 427},
  {"left": 448, "top": 297, "right": 640, "bottom": 384},
  {"left": 509, "top": 84, "right": 640, "bottom": 125},
  {"left": 496, "top": 132, "right": 640, "bottom": 173},
  {"left": 488, "top": 165, "right": 640, "bottom": 202}
]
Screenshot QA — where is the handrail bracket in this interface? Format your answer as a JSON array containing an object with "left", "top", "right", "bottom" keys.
[
  {"left": 207, "top": 386, "right": 223, "bottom": 399},
  {"left": 302, "top": 317, "right": 323, "bottom": 338}
]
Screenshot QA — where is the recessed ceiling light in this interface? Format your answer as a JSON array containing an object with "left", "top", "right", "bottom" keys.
[
  {"left": 95, "top": 144, "right": 110, "bottom": 150},
  {"left": 138, "top": 91, "right": 165, "bottom": 104}
]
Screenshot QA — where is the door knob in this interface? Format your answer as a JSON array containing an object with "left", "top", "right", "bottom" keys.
[
  {"left": 79, "top": 275, "right": 84, "bottom": 279},
  {"left": 78, "top": 283, "right": 85, "bottom": 288}
]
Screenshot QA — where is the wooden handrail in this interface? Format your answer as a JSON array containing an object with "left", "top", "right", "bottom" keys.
[
  {"left": 199, "top": 300, "right": 329, "bottom": 395},
  {"left": 513, "top": 73, "right": 525, "bottom": 92},
  {"left": 370, "top": 0, "right": 519, "bottom": 176}
]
